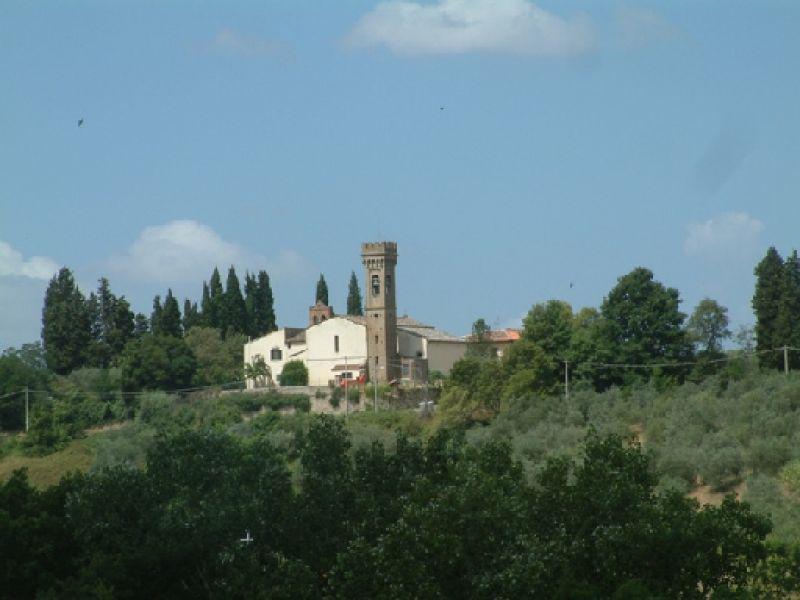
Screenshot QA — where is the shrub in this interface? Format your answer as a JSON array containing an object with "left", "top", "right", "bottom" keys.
[
  {"left": 780, "top": 459, "right": 800, "bottom": 496},
  {"left": 21, "top": 408, "right": 70, "bottom": 454},
  {"left": 263, "top": 393, "right": 310, "bottom": 413},
  {"left": 91, "top": 424, "right": 155, "bottom": 471},
  {"left": 750, "top": 437, "right": 793, "bottom": 475},
  {"left": 700, "top": 434, "right": 744, "bottom": 491},
  {"left": 136, "top": 393, "right": 174, "bottom": 427},
  {"left": 278, "top": 360, "right": 308, "bottom": 386},
  {"left": 329, "top": 388, "right": 341, "bottom": 409},
  {"left": 347, "top": 387, "right": 360, "bottom": 404},
  {"left": 228, "top": 393, "right": 264, "bottom": 413}
]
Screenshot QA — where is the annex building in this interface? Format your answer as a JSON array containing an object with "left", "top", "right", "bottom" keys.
[{"left": 244, "top": 242, "right": 466, "bottom": 388}]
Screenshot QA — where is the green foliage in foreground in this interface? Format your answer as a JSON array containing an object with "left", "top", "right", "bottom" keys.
[
  {"left": 461, "top": 369, "right": 800, "bottom": 547},
  {"left": 2, "top": 423, "right": 790, "bottom": 598}
]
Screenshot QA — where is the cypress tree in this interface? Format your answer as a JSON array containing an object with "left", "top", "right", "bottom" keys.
[
  {"left": 41, "top": 267, "right": 91, "bottom": 374},
  {"left": 244, "top": 272, "right": 259, "bottom": 337},
  {"left": 151, "top": 295, "right": 163, "bottom": 336},
  {"left": 258, "top": 270, "right": 276, "bottom": 333},
  {"left": 207, "top": 268, "right": 224, "bottom": 329},
  {"left": 346, "top": 271, "right": 363, "bottom": 316},
  {"left": 183, "top": 299, "right": 200, "bottom": 332},
  {"left": 200, "top": 281, "right": 212, "bottom": 326},
  {"left": 753, "top": 247, "right": 785, "bottom": 369},
  {"left": 222, "top": 266, "right": 248, "bottom": 336},
  {"left": 316, "top": 274, "right": 329, "bottom": 306},
  {"left": 160, "top": 289, "right": 183, "bottom": 338}
]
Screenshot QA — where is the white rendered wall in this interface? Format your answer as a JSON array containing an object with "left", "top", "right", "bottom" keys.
[
  {"left": 305, "top": 317, "right": 367, "bottom": 386},
  {"left": 244, "top": 330, "right": 307, "bottom": 388}
]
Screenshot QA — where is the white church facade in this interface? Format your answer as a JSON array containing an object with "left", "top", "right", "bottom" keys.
[{"left": 244, "top": 242, "right": 467, "bottom": 388}]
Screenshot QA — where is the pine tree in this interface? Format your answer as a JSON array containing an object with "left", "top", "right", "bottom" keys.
[
  {"left": 753, "top": 247, "right": 785, "bottom": 370},
  {"left": 151, "top": 295, "right": 163, "bottom": 336},
  {"left": 222, "top": 266, "right": 248, "bottom": 337},
  {"left": 346, "top": 271, "right": 363, "bottom": 316},
  {"left": 259, "top": 270, "right": 276, "bottom": 333},
  {"left": 183, "top": 299, "right": 201, "bottom": 332},
  {"left": 160, "top": 289, "right": 183, "bottom": 338},
  {"left": 316, "top": 274, "right": 329, "bottom": 306},
  {"left": 41, "top": 267, "right": 91, "bottom": 374}
]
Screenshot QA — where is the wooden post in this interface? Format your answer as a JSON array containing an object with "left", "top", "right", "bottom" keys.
[{"left": 785, "top": 346, "right": 790, "bottom": 375}]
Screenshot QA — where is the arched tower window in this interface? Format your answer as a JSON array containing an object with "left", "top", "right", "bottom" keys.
[{"left": 371, "top": 274, "right": 380, "bottom": 296}]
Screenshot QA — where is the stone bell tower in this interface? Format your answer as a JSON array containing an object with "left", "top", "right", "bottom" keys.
[{"left": 361, "top": 242, "right": 399, "bottom": 384}]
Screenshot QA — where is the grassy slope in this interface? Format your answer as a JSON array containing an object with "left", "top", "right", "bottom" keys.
[{"left": 0, "top": 436, "right": 96, "bottom": 488}]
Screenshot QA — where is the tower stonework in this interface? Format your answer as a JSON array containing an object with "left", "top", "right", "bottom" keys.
[{"left": 361, "top": 242, "right": 399, "bottom": 384}]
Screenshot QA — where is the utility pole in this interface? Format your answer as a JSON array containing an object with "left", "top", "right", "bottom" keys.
[
  {"left": 344, "top": 356, "right": 349, "bottom": 418},
  {"left": 564, "top": 361, "right": 570, "bottom": 401},
  {"left": 24, "top": 387, "right": 29, "bottom": 432},
  {"left": 785, "top": 346, "right": 790, "bottom": 375}
]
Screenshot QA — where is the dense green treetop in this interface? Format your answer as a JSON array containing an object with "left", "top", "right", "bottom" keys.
[
  {"left": 119, "top": 334, "right": 196, "bottom": 391},
  {"left": 687, "top": 298, "right": 731, "bottom": 355},
  {"left": 753, "top": 247, "right": 785, "bottom": 369},
  {"left": 41, "top": 267, "right": 91, "bottom": 375},
  {"left": 594, "top": 267, "right": 693, "bottom": 387},
  {"left": 522, "top": 299, "right": 574, "bottom": 359},
  {"left": 777, "top": 250, "right": 800, "bottom": 369},
  {"left": 184, "top": 326, "right": 246, "bottom": 386}
]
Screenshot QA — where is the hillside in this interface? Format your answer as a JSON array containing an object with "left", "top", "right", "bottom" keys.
[{"left": 4, "top": 369, "right": 800, "bottom": 546}]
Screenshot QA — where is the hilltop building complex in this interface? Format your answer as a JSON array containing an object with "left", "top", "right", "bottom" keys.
[{"left": 244, "top": 242, "right": 466, "bottom": 388}]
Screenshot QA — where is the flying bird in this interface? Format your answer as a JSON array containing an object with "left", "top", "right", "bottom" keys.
[
  {"left": 78, "top": 118, "right": 84, "bottom": 127},
  {"left": 570, "top": 282, "right": 574, "bottom": 288},
  {"left": 440, "top": 107, "right": 444, "bottom": 111}
]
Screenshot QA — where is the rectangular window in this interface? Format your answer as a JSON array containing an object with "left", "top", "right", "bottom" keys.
[
  {"left": 334, "top": 335, "right": 339, "bottom": 353},
  {"left": 372, "top": 274, "right": 380, "bottom": 295},
  {"left": 270, "top": 348, "right": 282, "bottom": 361},
  {"left": 374, "top": 335, "right": 379, "bottom": 344}
]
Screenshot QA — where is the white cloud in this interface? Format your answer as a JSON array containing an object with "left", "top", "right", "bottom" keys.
[
  {"left": 346, "top": 0, "right": 594, "bottom": 57},
  {"left": 0, "top": 241, "right": 59, "bottom": 280},
  {"left": 0, "top": 276, "right": 49, "bottom": 350},
  {"left": 684, "top": 212, "right": 764, "bottom": 260},
  {"left": 107, "top": 220, "right": 310, "bottom": 283},
  {"left": 210, "top": 28, "right": 283, "bottom": 57}
]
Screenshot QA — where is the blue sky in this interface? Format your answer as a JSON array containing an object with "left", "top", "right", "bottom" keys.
[{"left": 2, "top": 1, "right": 799, "bottom": 350}]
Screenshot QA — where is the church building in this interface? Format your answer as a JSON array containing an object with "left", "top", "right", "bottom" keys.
[{"left": 244, "top": 242, "right": 466, "bottom": 388}]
